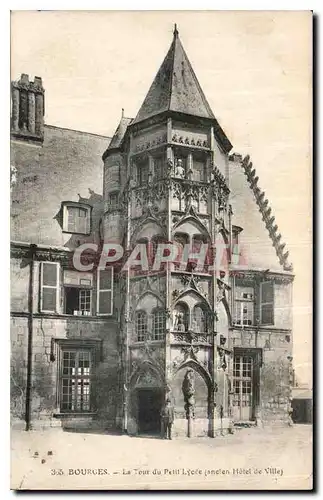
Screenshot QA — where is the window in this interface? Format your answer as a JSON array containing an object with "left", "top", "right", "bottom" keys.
[
  {"left": 40, "top": 262, "right": 60, "bottom": 313},
  {"left": 154, "top": 155, "right": 164, "bottom": 179},
  {"left": 97, "top": 267, "right": 113, "bottom": 316},
  {"left": 192, "top": 157, "right": 206, "bottom": 182},
  {"left": 233, "top": 286, "right": 254, "bottom": 326},
  {"left": 136, "top": 311, "right": 148, "bottom": 341},
  {"left": 62, "top": 203, "right": 91, "bottom": 235},
  {"left": 192, "top": 305, "right": 207, "bottom": 333},
  {"left": 108, "top": 191, "right": 119, "bottom": 210},
  {"left": 64, "top": 288, "right": 92, "bottom": 316},
  {"left": 60, "top": 348, "right": 92, "bottom": 412},
  {"left": 260, "top": 281, "right": 274, "bottom": 325},
  {"left": 232, "top": 226, "right": 243, "bottom": 257},
  {"left": 63, "top": 270, "right": 93, "bottom": 316},
  {"left": 232, "top": 231, "right": 239, "bottom": 254},
  {"left": 174, "top": 233, "right": 189, "bottom": 269},
  {"left": 137, "top": 159, "right": 149, "bottom": 186},
  {"left": 152, "top": 309, "right": 166, "bottom": 340}
]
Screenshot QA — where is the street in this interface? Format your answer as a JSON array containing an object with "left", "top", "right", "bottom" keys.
[{"left": 11, "top": 424, "right": 312, "bottom": 490}]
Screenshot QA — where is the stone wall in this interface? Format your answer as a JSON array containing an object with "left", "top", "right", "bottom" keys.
[
  {"left": 11, "top": 125, "right": 109, "bottom": 247},
  {"left": 10, "top": 314, "right": 121, "bottom": 430}
]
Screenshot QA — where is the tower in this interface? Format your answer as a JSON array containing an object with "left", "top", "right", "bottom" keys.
[
  {"left": 102, "top": 25, "right": 293, "bottom": 437},
  {"left": 103, "top": 25, "right": 234, "bottom": 437}
]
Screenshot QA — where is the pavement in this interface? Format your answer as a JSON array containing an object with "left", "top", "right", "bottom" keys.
[{"left": 11, "top": 424, "right": 313, "bottom": 490}]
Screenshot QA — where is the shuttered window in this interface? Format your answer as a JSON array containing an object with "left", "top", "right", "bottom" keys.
[
  {"left": 260, "top": 281, "right": 274, "bottom": 325},
  {"left": 40, "top": 262, "right": 60, "bottom": 313},
  {"left": 96, "top": 267, "right": 113, "bottom": 316}
]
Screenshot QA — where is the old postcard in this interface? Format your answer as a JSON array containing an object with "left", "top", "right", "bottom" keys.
[{"left": 10, "top": 10, "right": 313, "bottom": 490}]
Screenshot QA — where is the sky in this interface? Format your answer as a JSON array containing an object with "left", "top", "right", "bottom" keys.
[{"left": 11, "top": 10, "right": 312, "bottom": 385}]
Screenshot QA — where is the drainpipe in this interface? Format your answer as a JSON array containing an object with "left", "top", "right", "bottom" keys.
[{"left": 25, "top": 243, "right": 37, "bottom": 431}]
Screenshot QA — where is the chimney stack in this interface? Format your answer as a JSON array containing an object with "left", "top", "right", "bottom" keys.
[{"left": 11, "top": 74, "right": 45, "bottom": 142}]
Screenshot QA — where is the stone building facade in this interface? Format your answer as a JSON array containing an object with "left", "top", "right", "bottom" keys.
[{"left": 10, "top": 28, "right": 294, "bottom": 436}]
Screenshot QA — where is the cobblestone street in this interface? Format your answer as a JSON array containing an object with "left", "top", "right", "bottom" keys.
[{"left": 11, "top": 424, "right": 312, "bottom": 490}]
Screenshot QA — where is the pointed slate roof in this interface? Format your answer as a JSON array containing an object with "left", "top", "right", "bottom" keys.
[
  {"left": 133, "top": 26, "right": 216, "bottom": 125},
  {"left": 107, "top": 114, "right": 133, "bottom": 151}
]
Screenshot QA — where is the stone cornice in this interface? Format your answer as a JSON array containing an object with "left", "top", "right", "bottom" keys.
[
  {"left": 229, "top": 267, "right": 294, "bottom": 284},
  {"left": 241, "top": 155, "right": 293, "bottom": 272},
  {"left": 11, "top": 241, "right": 72, "bottom": 264}
]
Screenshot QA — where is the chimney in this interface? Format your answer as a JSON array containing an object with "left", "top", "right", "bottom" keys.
[{"left": 11, "top": 74, "right": 45, "bottom": 142}]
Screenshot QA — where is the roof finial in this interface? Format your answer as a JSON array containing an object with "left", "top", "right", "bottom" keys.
[
  {"left": 121, "top": 108, "right": 124, "bottom": 118},
  {"left": 173, "top": 23, "right": 179, "bottom": 38}
]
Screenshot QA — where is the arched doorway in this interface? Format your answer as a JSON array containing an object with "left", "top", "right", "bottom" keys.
[{"left": 129, "top": 366, "right": 164, "bottom": 435}]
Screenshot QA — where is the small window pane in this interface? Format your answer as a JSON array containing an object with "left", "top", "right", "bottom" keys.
[
  {"left": 42, "top": 288, "right": 57, "bottom": 311},
  {"left": 99, "top": 269, "right": 112, "bottom": 290},
  {"left": 261, "top": 304, "right": 274, "bottom": 325},
  {"left": 261, "top": 282, "right": 274, "bottom": 303},
  {"left": 42, "top": 263, "right": 57, "bottom": 286},
  {"left": 98, "top": 290, "right": 112, "bottom": 315}
]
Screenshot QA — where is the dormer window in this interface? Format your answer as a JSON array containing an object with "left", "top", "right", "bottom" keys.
[{"left": 62, "top": 202, "right": 91, "bottom": 235}]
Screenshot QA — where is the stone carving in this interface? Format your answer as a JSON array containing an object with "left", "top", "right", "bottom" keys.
[
  {"left": 136, "top": 371, "right": 159, "bottom": 387},
  {"left": 182, "top": 369, "right": 195, "bottom": 419},
  {"left": 217, "top": 347, "right": 227, "bottom": 370},
  {"left": 174, "top": 158, "right": 185, "bottom": 178},
  {"left": 174, "top": 312, "right": 186, "bottom": 332},
  {"left": 172, "top": 333, "right": 189, "bottom": 343},
  {"left": 241, "top": 155, "right": 292, "bottom": 271},
  {"left": 172, "top": 134, "right": 208, "bottom": 149},
  {"left": 181, "top": 345, "right": 199, "bottom": 359}
]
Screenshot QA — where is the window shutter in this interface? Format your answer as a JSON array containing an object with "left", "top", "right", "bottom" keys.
[
  {"left": 97, "top": 267, "right": 113, "bottom": 316},
  {"left": 40, "top": 262, "right": 60, "bottom": 313},
  {"left": 260, "top": 281, "right": 274, "bottom": 325}
]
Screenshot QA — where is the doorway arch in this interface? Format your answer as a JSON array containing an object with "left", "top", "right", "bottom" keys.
[{"left": 128, "top": 363, "right": 165, "bottom": 435}]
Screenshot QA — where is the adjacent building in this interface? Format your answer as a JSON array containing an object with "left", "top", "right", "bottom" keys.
[{"left": 10, "top": 27, "right": 294, "bottom": 436}]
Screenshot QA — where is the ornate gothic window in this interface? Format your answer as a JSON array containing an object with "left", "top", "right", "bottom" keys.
[
  {"left": 174, "top": 232, "right": 189, "bottom": 269},
  {"left": 190, "top": 234, "right": 208, "bottom": 272},
  {"left": 151, "top": 236, "right": 167, "bottom": 269},
  {"left": 136, "top": 310, "right": 148, "bottom": 341},
  {"left": 153, "top": 154, "right": 165, "bottom": 179},
  {"left": 152, "top": 309, "right": 166, "bottom": 340},
  {"left": 192, "top": 304, "right": 207, "bottom": 333},
  {"left": 136, "top": 158, "right": 149, "bottom": 186},
  {"left": 192, "top": 155, "right": 207, "bottom": 182}
]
